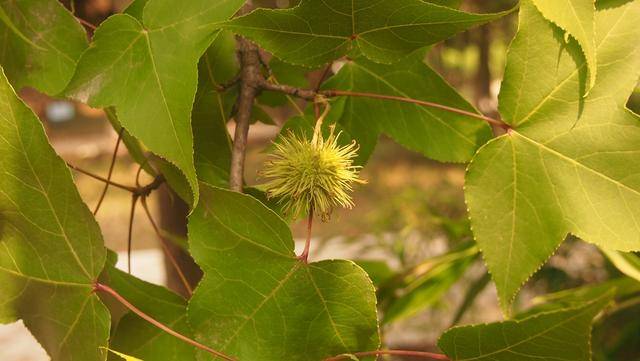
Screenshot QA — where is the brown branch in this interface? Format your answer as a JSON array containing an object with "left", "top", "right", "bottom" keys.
[
  {"left": 229, "top": 36, "right": 262, "bottom": 192},
  {"left": 314, "top": 63, "right": 334, "bottom": 118},
  {"left": 75, "top": 16, "right": 97, "bottom": 30},
  {"left": 127, "top": 194, "right": 139, "bottom": 273},
  {"left": 94, "top": 282, "right": 236, "bottom": 361},
  {"left": 324, "top": 90, "right": 508, "bottom": 129},
  {"left": 67, "top": 162, "right": 136, "bottom": 193},
  {"left": 139, "top": 196, "right": 193, "bottom": 296},
  {"left": 94, "top": 128, "right": 124, "bottom": 215},
  {"left": 258, "top": 79, "right": 509, "bottom": 129},
  {"left": 324, "top": 350, "right": 449, "bottom": 361}
]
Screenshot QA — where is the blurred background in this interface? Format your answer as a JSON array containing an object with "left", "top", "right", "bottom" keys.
[{"left": 2, "top": 0, "right": 640, "bottom": 360}]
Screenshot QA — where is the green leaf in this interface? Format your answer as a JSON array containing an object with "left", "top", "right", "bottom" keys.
[
  {"left": 438, "top": 291, "right": 614, "bottom": 361},
  {"left": 518, "top": 277, "right": 640, "bottom": 319},
  {"left": 323, "top": 55, "right": 492, "bottom": 163},
  {"left": 65, "top": 0, "right": 245, "bottom": 206},
  {"left": 0, "top": 0, "right": 88, "bottom": 94},
  {"left": 601, "top": 249, "right": 640, "bottom": 282},
  {"left": 101, "top": 265, "right": 195, "bottom": 361},
  {"left": 465, "top": 0, "right": 640, "bottom": 312},
  {"left": 193, "top": 31, "right": 237, "bottom": 188},
  {"left": 381, "top": 243, "right": 477, "bottom": 324},
  {"left": 187, "top": 185, "right": 380, "bottom": 361},
  {"left": 0, "top": 68, "right": 109, "bottom": 360},
  {"left": 223, "top": 0, "right": 510, "bottom": 67},
  {"left": 531, "top": 0, "right": 597, "bottom": 91}
]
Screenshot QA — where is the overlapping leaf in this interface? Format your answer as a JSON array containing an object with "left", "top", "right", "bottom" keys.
[
  {"left": 381, "top": 243, "right": 477, "bottom": 324},
  {"left": 0, "top": 0, "right": 87, "bottom": 94},
  {"left": 65, "top": 0, "right": 245, "bottom": 206},
  {"left": 101, "top": 265, "right": 195, "bottom": 361},
  {"left": 323, "top": 55, "right": 493, "bottom": 163},
  {"left": 0, "top": 68, "right": 109, "bottom": 360},
  {"left": 223, "top": 0, "right": 510, "bottom": 67},
  {"left": 532, "top": 0, "right": 597, "bottom": 91},
  {"left": 438, "top": 291, "right": 613, "bottom": 360},
  {"left": 188, "top": 186, "right": 380, "bottom": 361},
  {"left": 192, "top": 31, "right": 236, "bottom": 189},
  {"left": 465, "top": 0, "right": 640, "bottom": 312}
]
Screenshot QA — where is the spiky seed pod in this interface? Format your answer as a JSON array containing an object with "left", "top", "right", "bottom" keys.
[{"left": 261, "top": 124, "right": 365, "bottom": 221}]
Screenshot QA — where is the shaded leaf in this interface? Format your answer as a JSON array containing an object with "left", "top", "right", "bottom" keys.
[
  {"left": 193, "top": 31, "right": 237, "bottom": 188},
  {"left": 381, "top": 243, "right": 478, "bottom": 324},
  {"left": 519, "top": 277, "right": 640, "bottom": 319},
  {"left": 438, "top": 291, "right": 614, "bottom": 361},
  {"left": 187, "top": 185, "right": 380, "bottom": 361},
  {"left": 0, "top": 0, "right": 87, "bottom": 94},
  {"left": 65, "top": 0, "right": 245, "bottom": 206},
  {"left": 465, "top": 0, "right": 640, "bottom": 312},
  {"left": 532, "top": 0, "right": 597, "bottom": 91},
  {"left": 223, "top": 0, "right": 510, "bottom": 67},
  {"left": 101, "top": 265, "right": 195, "bottom": 361},
  {"left": 0, "top": 68, "right": 109, "bottom": 360},
  {"left": 324, "top": 55, "right": 492, "bottom": 163},
  {"left": 602, "top": 249, "right": 640, "bottom": 282}
]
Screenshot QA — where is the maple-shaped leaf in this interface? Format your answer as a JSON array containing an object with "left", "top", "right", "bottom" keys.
[
  {"left": 64, "top": 0, "right": 245, "bottom": 206},
  {"left": 465, "top": 0, "right": 640, "bottom": 312},
  {"left": 323, "top": 54, "right": 492, "bottom": 163},
  {"left": 438, "top": 290, "right": 613, "bottom": 361},
  {"left": 187, "top": 186, "right": 380, "bottom": 361},
  {"left": 223, "top": 0, "right": 511, "bottom": 67},
  {"left": 0, "top": 68, "right": 109, "bottom": 360},
  {"left": 0, "top": 0, "right": 88, "bottom": 94}
]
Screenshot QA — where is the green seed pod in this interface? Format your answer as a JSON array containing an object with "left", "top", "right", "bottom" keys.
[{"left": 262, "top": 117, "right": 364, "bottom": 221}]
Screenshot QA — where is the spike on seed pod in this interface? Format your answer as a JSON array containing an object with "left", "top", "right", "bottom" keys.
[{"left": 261, "top": 103, "right": 365, "bottom": 221}]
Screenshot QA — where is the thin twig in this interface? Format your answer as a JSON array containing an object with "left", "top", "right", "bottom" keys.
[
  {"left": 259, "top": 79, "right": 508, "bottom": 129},
  {"left": 76, "top": 16, "right": 97, "bottom": 30},
  {"left": 323, "top": 90, "right": 509, "bottom": 129},
  {"left": 314, "top": 62, "right": 333, "bottom": 118},
  {"left": 297, "top": 204, "right": 314, "bottom": 263},
  {"left": 67, "top": 162, "right": 136, "bottom": 192},
  {"left": 324, "top": 349, "right": 449, "bottom": 361},
  {"left": 139, "top": 196, "right": 193, "bottom": 296},
  {"left": 94, "top": 128, "right": 124, "bottom": 215},
  {"left": 127, "top": 195, "right": 139, "bottom": 273},
  {"left": 94, "top": 282, "right": 236, "bottom": 361}
]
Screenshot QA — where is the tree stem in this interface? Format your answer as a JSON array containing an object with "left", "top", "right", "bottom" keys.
[
  {"left": 94, "top": 282, "right": 236, "bottom": 361},
  {"left": 324, "top": 349, "right": 449, "bottom": 361},
  {"left": 229, "top": 37, "right": 262, "bottom": 192}
]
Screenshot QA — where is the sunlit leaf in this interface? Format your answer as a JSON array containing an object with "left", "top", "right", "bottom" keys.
[
  {"left": 0, "top": 67, "right": 109, "bottom": 360},
  {"left": 465, "top": 0, "right": 640, "bottom": 312}
]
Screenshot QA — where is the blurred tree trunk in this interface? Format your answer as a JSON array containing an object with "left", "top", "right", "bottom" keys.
[
  {"left": 475, "top": 24, "right": 492, "bottom": 111},
  {"left": 157, "top": 186, "right": 202, "bottom": 297}
]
